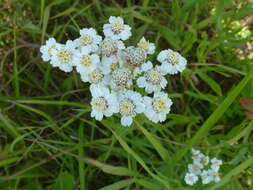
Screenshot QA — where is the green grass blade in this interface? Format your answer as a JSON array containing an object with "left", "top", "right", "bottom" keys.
[
  {"left": 98, "top": 179, "right": 135, "bottom": 190},
  {"left": 135, "top": 119, "right": 170, "bottom": 161},
  {"left": 78, "top": 122, "right": 85, "bottom": 190},
  {"left": 174, "top": 67, "right": 253, "bottom": 163},
  {"left": 0, "top": 157, "right": 20, "bottom": 168},
  {"left": 0, "top": 112, "right": 21, "bottom": 139}
]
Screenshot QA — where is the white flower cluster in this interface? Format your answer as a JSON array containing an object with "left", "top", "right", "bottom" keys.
[
  {"left": 184, "top": 149, "right": 223, "bottom": 186},
  {"left": 40, "top": 16, "right": 187, "bottom": 126}
]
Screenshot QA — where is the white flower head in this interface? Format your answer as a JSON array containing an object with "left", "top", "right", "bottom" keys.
[
  {"left": 118, "top": 90, "right": 145, "bottom": 126},
  {"left": 188, "top": 162, "right": 204, "bottom": 175},
  {"left": 200, "top": 170, "right": 213, "bottom": 184},
  {"left": 100, "top": 38, "right": 125, "bottom": 74},
  {"left": 50, "top": 40, "right": 76, "bottom": 72},
  {"left": 74, "top": 48, "right": 100, "bottom": 75},
  {"left": 137, "top": 61, "right": 167, "bottom": 94},
  {"left": 77, "top": 28, "right": 102, "bottom": 52},
  {"left": 120, "top": 47, "right": 147, "bottom": 77},
  {"left": 209, "top": 169, "right": 221, "bottom": 183},
  {"left": 110, "top": 68, "right": 133, "bottom": 92},
  {"left": 191, "top": 148, "right": 201, "bottom": 157},
  {"left": 90, "top": 85, "right": 119, "bottom": 120},
  {"left": 211, "top": 158, "right": 222, "bottom": 171},
  {"left": 40, "top": 38, "right": 59, "bottom": 61},
  {"left": 137, "top": 37, "right": 155, "bottom": 55},
  {"left": 124, "top": 47, "right": 147, "bottom": 68},
  {"left": 81, "top": 68, "right": 109, "bottom": 87},
  {"left": 184, "top": 173, "right": 198, "bottom": 186},
  {"left": 143, "top": 92, "right": 173, "bottom": 123},
  {"left": 200, "top": 154, "right": 210, "bottom": 166},
  {"left": 157, "top": 49, "right": 187, "bottom": 75},
  {"left": 103, "top": 16, "right": 132, "bottom": 41}
]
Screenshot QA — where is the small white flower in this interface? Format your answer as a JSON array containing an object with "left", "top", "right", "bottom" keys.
[
  {"left": 103, "top": 16, "right": 131, "bottom": 40},
  {"left": 143, "top": 92, "right": 173, "bottom": 123},
  {"left": 188, "top": 162, "right": 203, "bottom": 175},
  {"left": 192, "top": 153, "right": 207, "bottom": 165},
  {"left": 124, "top": 47, "right": 147, "bottom": 67},
  {"left": 200, "top": 170, "right": 213, "bottom": 184},
  {"left": 110, "top": 68, "right": 133, "bottom": 92},
  {"left": 191, "top": 148, "right": 200, "bottom": 155},
  {"left": 137, "top": 37, "right": 155, "bottom": 55},
  {"left": 81, "top": 68, "right": 110, "bottom": 87},
  {"left": 50, "top": 40, "right": 76, "bottom": 72},
  {"left": 209, "top": 169, "right": 221, "bottom": 183},
  {"left": 118, "top": 90, "right": 145, "bottom": 126},
  {"left": 74, "top": 48, "right": 100, "bottom": 76},
  {"left": 200, "top": 154, "right": 210, "bottom": 166},
  {"left": 40, "top": 38, "right": 59, "bottom": 61},
  {"left": 137, "top": 62, "right": 167, "bottom": 94},
  {"left": 120, "top": 47, "right": 147, "bottom": 77},
  {"left": 184, "top": 173, "right": 198, "bottom": 186},
  {"left": 100, "top": 38, "right": 125, "bottom": 74},
  {"left": 77, "top": 28, "right": 102, "bottom": 52},
  {"left": 191, "top": 148, "right": 201, "bottom": 159},
  {"left": 211, "top": 158, "right": 222, "bottom": 171},
  {"left": 90, "top": 85, "right": 118, "bottom": 120},
  {"left": 157, "top": 49, "right": 187, "bottom": 75}
]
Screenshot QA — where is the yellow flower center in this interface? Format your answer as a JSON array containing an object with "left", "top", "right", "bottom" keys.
[
  {"left": 80, "top": 34, "right": 93, "bottom": 46},
  {"left": 110, "top": 62, "right": 119, "bottom": 70},
  {"left": 93, "top": 97, "right": 107, "bottom": 111},
  {"left": 138, "top": 40, "right": 149, "bottom": 51},
  {"left": 89, "top": 69, "right": 103, "bottom": 84},
  {"left": 167, "top": 52, "right": 179, "bottom": 65},
  {"left": 112, "top": 20, "right": 123, "bottom": 34},
  {"left": 80, "top": 55, "right": 92, "bottom": 67},
  {"left": 146, "top": 70, "right": 162, "bottom": 85},
  {"left": 101, "top": 41, "right": 116, "bottom": 56},
  {"left": 57, "top": 49, "right": 72, "bottom": 64},
  {"left": 119, "top": 99, "right": 135, "bottom": 116},
  {"left": 153, "top": 98, "right": 167, "bottom": 113}
]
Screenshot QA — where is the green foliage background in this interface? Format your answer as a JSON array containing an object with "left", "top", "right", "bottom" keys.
[{"left": 0, "top": 0, "right": 253, "bottom": 189}]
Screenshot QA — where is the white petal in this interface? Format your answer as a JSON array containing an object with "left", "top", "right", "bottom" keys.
[
  {"left": 141, "top": 61, "right": 153, "bottom": 72},
  {"left": 137, "top": 77, "right": 147, "bottom": 88},
  {"left": 121, "top": 116, "right": 133, "bottom": 126}
]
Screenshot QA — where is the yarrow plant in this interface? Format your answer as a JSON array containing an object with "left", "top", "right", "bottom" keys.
[
  {"left": 184, "top": 149, "right": 223, "bottom": 186},
  {"left": 40, "top": 16, "right": 187, "bottom": 126}
]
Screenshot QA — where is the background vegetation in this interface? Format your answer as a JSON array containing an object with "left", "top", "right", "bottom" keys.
[{"left": 0, "top": 0, "right": 253, "bottom": 189}]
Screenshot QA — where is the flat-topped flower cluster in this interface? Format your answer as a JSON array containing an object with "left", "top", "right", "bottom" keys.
[
  {"left": 184, "top": 149, "right": 223, "bottom": 186},
  {"left": 40, "top": 16, "right": 187, "bottom": 126}
]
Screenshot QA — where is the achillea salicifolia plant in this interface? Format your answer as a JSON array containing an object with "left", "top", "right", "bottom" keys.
[
  {"left": 184, "top": 149, "right": 223, "bottom": 186},
  {"left": 40, "top": 16, "right": 187, "bottom": 126}
]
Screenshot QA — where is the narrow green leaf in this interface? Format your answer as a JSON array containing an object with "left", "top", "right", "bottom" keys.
[
  {"left": 99, "top": 179, "right": 135, "bottom": 190},
  {"left": 135, "top": 119, "right": 170, "bottom": 161},
  {"left": 84, "top": 158, "right": 137, "bottom": 176},
  {"left": 78, "top": 122, "right": 85, "bottom": 190},
  {"left": 197, "top": 70, "right": 222, "bottom": 96},
  {"left": 0, "top": 112, "right": 21, "bottom": 139},
  {"left": 0, "top": 157, "right": 20, "bottom": 167}
]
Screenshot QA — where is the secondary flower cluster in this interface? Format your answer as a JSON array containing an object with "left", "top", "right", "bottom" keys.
[
  {"left": 184, "top": 149, "right": 223, "bottom": 186},
  {"left": 40, "top": 16, "right": 187, "bottom": 126}
]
